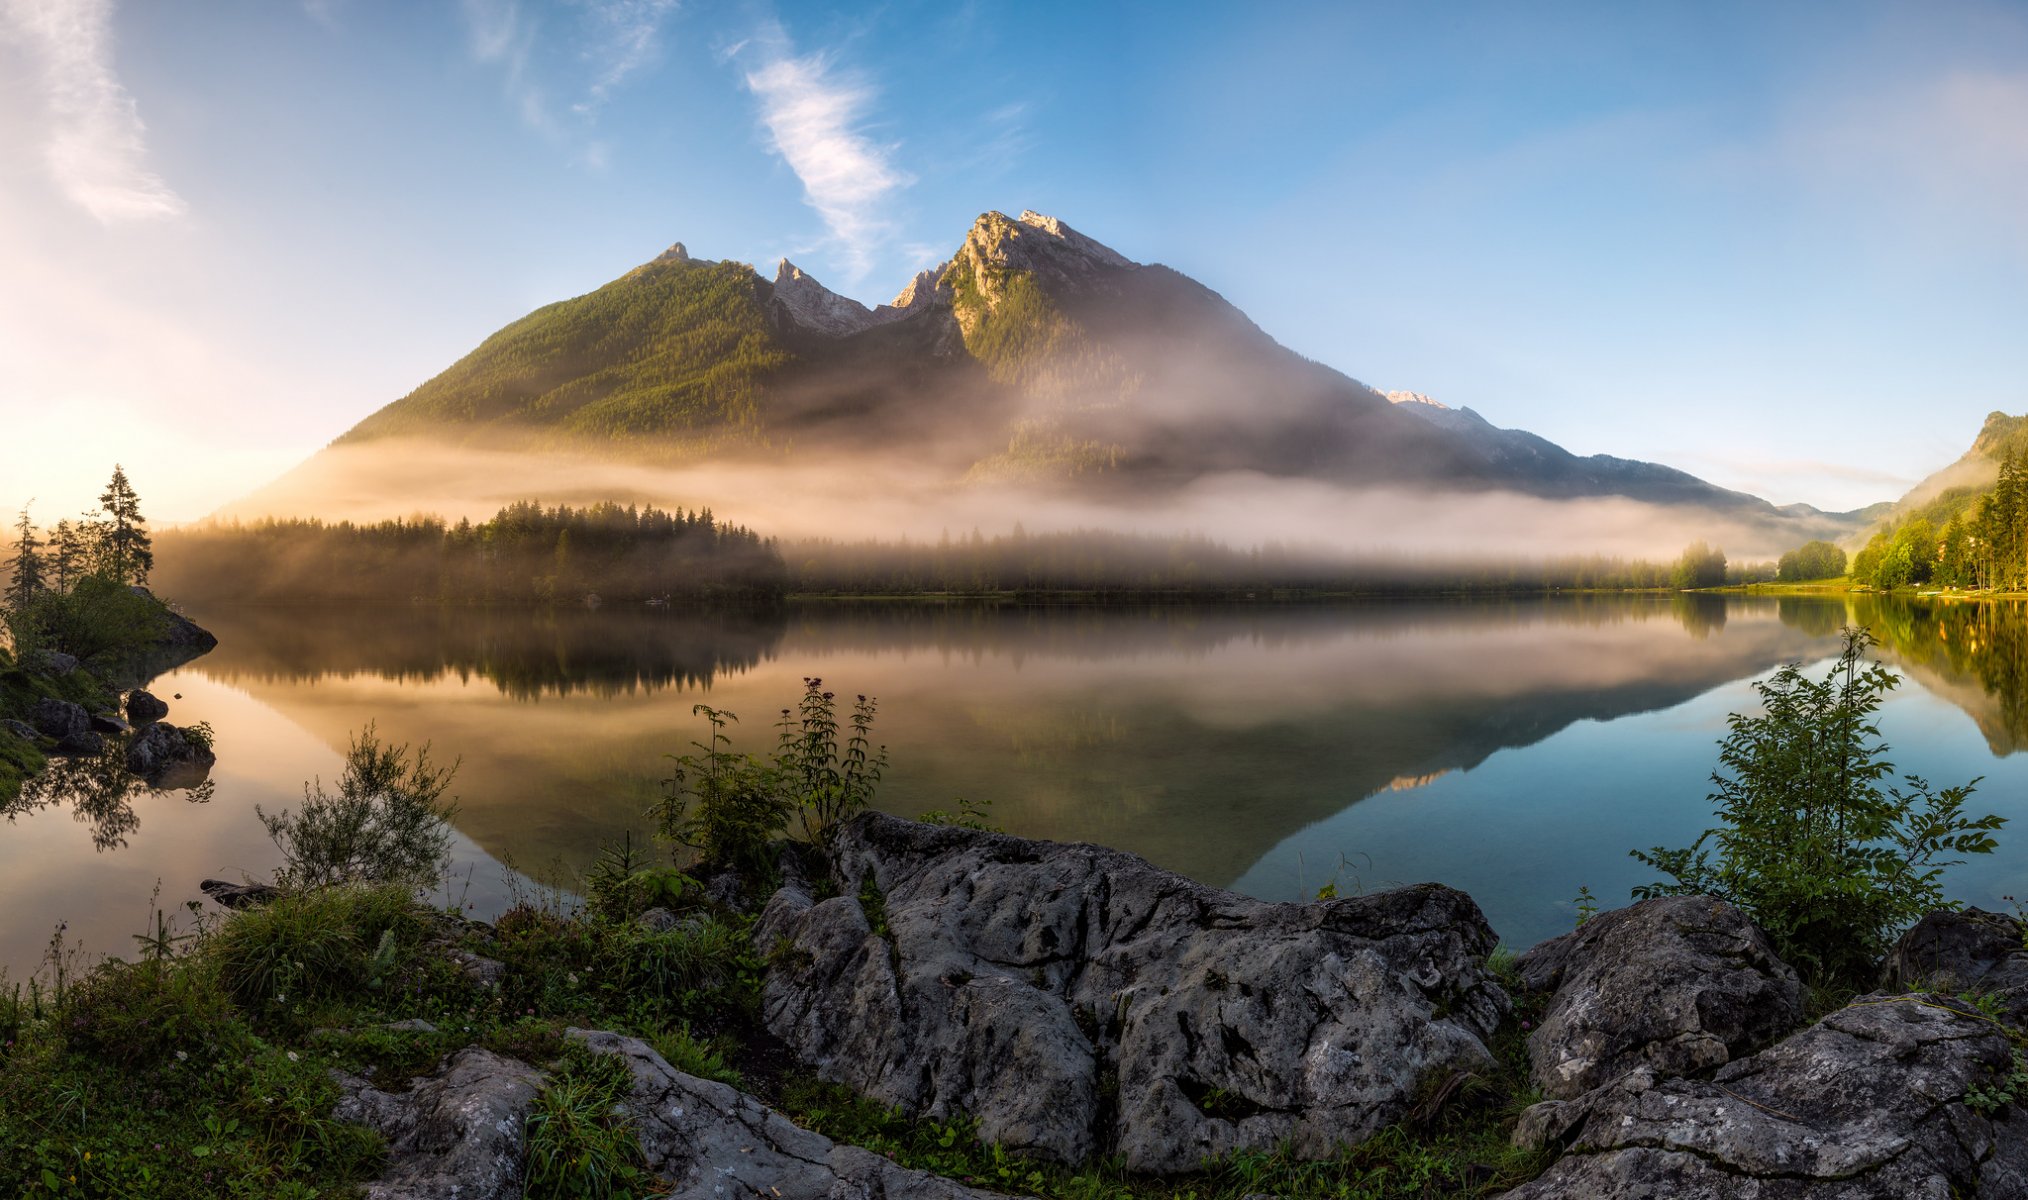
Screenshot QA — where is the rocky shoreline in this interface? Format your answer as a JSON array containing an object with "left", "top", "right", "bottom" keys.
[{"left": 329, "top": 813, "right": 2028, "bottom": 1199}]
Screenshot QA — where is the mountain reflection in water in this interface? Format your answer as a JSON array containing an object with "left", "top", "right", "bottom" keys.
[{"left": 6, "top": 593, "right": 2027, "bottom": 974}]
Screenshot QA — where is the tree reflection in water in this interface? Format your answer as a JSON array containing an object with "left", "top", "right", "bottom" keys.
[{"left": 4, "top": 745, "right": 215, "bottom": 851}]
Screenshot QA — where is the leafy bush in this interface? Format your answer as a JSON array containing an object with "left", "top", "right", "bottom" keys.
[
  {"left": 59, "top": 959, "right": 241, "bottom": 1070},
  {"left": 775, "top": 679, "right": 888, "bottom": 846},
  {"left": 1634, "top": 628, "right": 2004, "bottom": 984},
  {"left": 3, "top": 574, "right": 168, "bottom": 665},
  {"left": 259, "top": 724, "right": 459, "bottom": 889}
]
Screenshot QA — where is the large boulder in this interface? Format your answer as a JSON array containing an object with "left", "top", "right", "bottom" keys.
[
  {"left": 334, "top": 1047, "right": 543, "bottom": 1200},
  {"left": 124, "top": 689, "right": 169, "bottom": 723},
  {"left": 757, "top": 812, "right": 1509, "bottom": 1173},
  {"left": 1507, "top": 994, "right": 2028, "bottom": 1199},
  {"left": 1515, "top": 895, "right": 1801, "bottom": 1099},
  {"left": 1882, "top": 908, "right": 2028, "bottom": 1029},
  {"left": 124, "top": 720, "right": 215, "bottom": 784},
  {"left": 30, "top": 697, "right": 102, "bottom": 755},
  {"left": 568, "top": 1030, "right": 1019, "bottom": 1200},
  {"left": 333, "top": 1034, "right": 1018, "bottom": 1200}
]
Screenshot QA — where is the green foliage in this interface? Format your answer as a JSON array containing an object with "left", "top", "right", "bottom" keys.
[
  {"left": 5, "top": 574, "right": 169, "bottom": 665},
  {"left": 97, "top": 465, "right": 153, "bottom": 587},
  {"left": 1671, "top": 541, "right": 1727, "bottom": 590},
  {"left": 207, "top": 884, "right": 423, "bottom": 1018},
  {"left": 656, "top": 705, "right": 792, "bottom": 880},
  {"left": 1633, "top": 627, "right": 2004, "bottom": 984},
  {"left": 258, "top": 724, "right": 459, "bottom": 889},
  {"left": 1777, "top": 540, "right": 1846, "bottom": 583},
  {"left": 1964, "top": 1049, "right": 2028, "bottom": 1116},
  {"left": 342, "top": 258, "right": 792, "bottom": 447},
  {"left": 522, "top": 1047, "right": 650, "bottom": 1200},
  {"left": 155, "top": 500, "right": 786, "bottom": 606},
  {"left": 919, "top": 796, "right": 1000, "bottom": 832},
  {"left": 655, "top": 679, "right": 889, "bottom": 877},
  {"left": 645, "top": 1022, "right": 741, "bottom": 1088},
  {"left": 1571, "top": 885, "right": 1599, "bottom": 928}
]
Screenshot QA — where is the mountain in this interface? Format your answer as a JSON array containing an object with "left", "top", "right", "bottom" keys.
[
  {"left": 328, "top": 209, "right": 1869, "bottom": 525},
  {"left": 1871, "top": 411, "right": 2028, "bottom": 533}
]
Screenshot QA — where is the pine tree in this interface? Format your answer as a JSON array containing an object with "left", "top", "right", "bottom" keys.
[
  {"left": 6, "top": 507, "right": 45, "bottom": 608},
  {"left": 98, "top": 464, "right": 154, "bottom": 586},
  {"left": 49, "top": 518, "right": 82, "bottom": 592}
]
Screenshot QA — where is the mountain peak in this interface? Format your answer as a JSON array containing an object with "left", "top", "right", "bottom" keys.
[
  {"left": 770, "top": 257, "right": 882, "bottom": 337},
  {"left": 963, "top": 210, "right": 1136, "bottom": 276},
  {"left": 653, "top": 242, "right": 690, "bottom": 264},
  {"left": 1384, "top": 390, "right": 1449, "bottom": 411}
]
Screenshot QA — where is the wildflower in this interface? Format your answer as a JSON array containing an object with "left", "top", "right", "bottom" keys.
[
  {"left": 286, "top": 1050, "right": 299, "bottom": 1061},
  {"left": 176, "top": 1050, "right": 189, "bottom": 1061}
]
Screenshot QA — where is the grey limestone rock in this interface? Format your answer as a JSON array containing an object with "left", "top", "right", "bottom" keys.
[
  {"left": 1882, "top": 908, "right": 2028, "bottom": 1029},
  {"left": 200, "top": 878, "right": 281, "bottom": 909},
  {"left": 1506, "top": 993, "right": 2028, "bottom": 1199},
  {"left": 31, "top": 697, "right": 101, "bottom": 755},
  {"left": 567, "top": 1029, "right": 1021, "bottom": 1200},
  {"left": 757, "top": 812, "right": 1508, "bottom": 1173},
  {"left": 125, "top": 720, "right": 215, "bottom": 783},
  {"left": 333, "top": 1046, "right": 543, "bottom": 1200},
  {"left": 1515, "top": 895, "right": 1802, "bottom": 1099}
]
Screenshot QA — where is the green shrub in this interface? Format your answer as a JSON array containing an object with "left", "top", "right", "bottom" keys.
[
  {"left": 655, "top": 705, "right": 790, "bottom": 880},
  {"left": 59, "top": 960, "right": 242, "bottom": 1070},
  {"left": 1634, "top": 627, "right": 2004, "bottom": 985},
  {"left": 207, "top": 884, "right": 419, "bottom": 1016},
  {"left": 3, "top": 574, "right": 168, "bottom": 665},
  {"left": 259, "top": 724, "right": 459, "bottom": 889}
]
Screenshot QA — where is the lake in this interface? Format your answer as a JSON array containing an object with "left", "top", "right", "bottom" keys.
[{"left": 6, "top": 593, "right": 2027, "bottom": 979}]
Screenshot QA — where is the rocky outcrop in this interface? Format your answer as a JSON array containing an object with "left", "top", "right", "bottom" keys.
[
  {"left": 201, "top": 879, "right": 281, "bottom": 909},
  {"left": 97, "top": 588, "right": 218, "bottom": 687},
  {"left": 125, "top": 689, "right": 169, "bottom": 723},
  {"left": 334, "top": 1047, "right": 543, "bottom": 1200},
  {"left": 568, "top": 1030, "right": 1017, "bottom": 1200},
  {"left": 1883, "top": 908, "right": 2028, "bottom": 1028},
  {"left": 124, "top": 721, "right": 215, "bottom": 784},
  {"left": 334, "top": 1033, "right": 1018, "bottom": 1200},
  {"left": 31, "top": 697, "right": 102, "bottom": 755},
  {"left": 1508, "top": 994, "right": 2028, "bottom": 1199},
  {"left": 1515, "top": 895, "right": 1802, "bottom": 1099},
  {"left": 757, "top": 812, "right": 1507, "bottom": 1173},
  {"left": 772, "top": 259, "right": 881, "bottom": 337}
]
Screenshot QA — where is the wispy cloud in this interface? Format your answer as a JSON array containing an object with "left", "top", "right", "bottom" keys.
[
  {"left": 736, "top": 24, "right": 910, "bottom": 278},
  {"left": 0, "top": 0, "right": 184, "bottom": 222},
  {"left": 460, "top": 0, "right": 680, "bottom": 149}
]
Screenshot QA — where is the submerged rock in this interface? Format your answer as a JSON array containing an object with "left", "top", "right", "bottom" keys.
[
  {"left": 333, "top": 1033, "right": 1017, "bottom": 1200},
  {"left": 757, "top": 812, "right": 1507, "bottom": 1173},
  {"left": 124, "top": 721, "right": 215, "bottom": 784},
  {"left": 1508, "top": 993, "right": 2028, "bottom": 1199},
  {"left": 1882, "top": 908, "right": 2028, "bottom": 1029},
  {"left": 31, "top": 697, "right": 102, "bottom": 755},
  {"left": 1515, "top": 895, "right": 1801, "bottom": 1099}
]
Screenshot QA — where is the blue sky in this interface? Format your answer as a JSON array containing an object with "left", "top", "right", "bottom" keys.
[{"left": 1, "top": 0, "right": 2025, "bottom": 521}]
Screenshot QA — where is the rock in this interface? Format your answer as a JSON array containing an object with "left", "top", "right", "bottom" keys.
[
  {"left": 449, "top": 950, "right": 507, "bottom": 988},
  {"left": 31, "top": 697, "right": 102, "bottom": 755},
  {"left": 125, "top": 721, "right": 215, "bottom": 784},
  {"left": 336, "top": 1033, "right": 1019, "bottom": 1200},
  {"left": 35, "top": 649, "right": 78, "bottom": 675},
  {"left": 1508, "top": 993, "right": 2028, "bottom": 1199},
  {"left": 758, "top": 812, "right": 1508, "bottom": 1173},
  {"left": 334, "top": 1046, "right": 543, "bottom": 1200},
  {"left": 201, "top": 879, "right": 281, "bottom": 909},
  {"left": 89, "top": 712, "right": 131, "bottom": 735},
  {"left": 772, "top": 259, "right": 880, "bottom": 337},
  {"left": 1883, "top": 908, "right": 2028, "bottom": 1028},
  {"left": 380, "top": 1018, "right": 438, "bottom": 1034},
  {"left": 1514, "top": 895, "right": 1802, "bottom": 1099},
  {"left": 1, "top": 718, "right": 37, "bottom": 743},
  {"left": 94, "top": 589, "right": 217, "bottom": 688},
  {"left": 566, "top": 1029, "right": 1016, "bottom": 1200},
  {"left": 637, "top": 906, "right": 680, "bottom": 934},
  {"left": 124, "top": 689, "right": 169, "bottom": 723}
]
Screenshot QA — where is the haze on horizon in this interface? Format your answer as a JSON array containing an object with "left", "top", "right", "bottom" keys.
[{"left": 2, "top": 0, "right": 2026, "bottom": 525}]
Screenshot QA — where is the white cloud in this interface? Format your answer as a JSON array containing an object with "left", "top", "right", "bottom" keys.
[
  {"left": 462, "top": 0, "right": 679, "bottom": 142},
  {"left": 740, "top": 28, "right": 910, "bottom": 278},
  {"left": 0, "top": 0, "right": 184, "bottom": 222},
  {"left": 581, "top": 0, "right": 678, "bottom": 108}
]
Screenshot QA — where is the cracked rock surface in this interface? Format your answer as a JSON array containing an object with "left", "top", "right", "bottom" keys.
[
  {"left": 1882, "top": 908, "right": 2028, "bottom": 1029},
  {"left": 1516, "top": 895, "right": 1801, "bottom": 1100},
  {"left": 1504, "top": 993, "right": 2028, "bottom": 1199},
  {"left": 757, "top": 812, "right": 1508, "bottom": 1173},
  {"left": 334, "top": 1034, "right": 1018, "bottom": 1200}
]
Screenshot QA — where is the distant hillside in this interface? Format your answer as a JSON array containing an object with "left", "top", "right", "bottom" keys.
[
  {"left": 306, "top": 210, "right": 1879, "bottom": 536},
  {"left": 1848, "top": 411, "right": 2028, "bottom": 590},
  {"left": 1871, "top": 412, "right": 2028, "bottom": 534}
]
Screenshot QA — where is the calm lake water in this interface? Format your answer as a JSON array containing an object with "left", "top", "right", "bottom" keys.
[{"left": 6, "top": 594, "right": 2028, "bottom": 978}]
